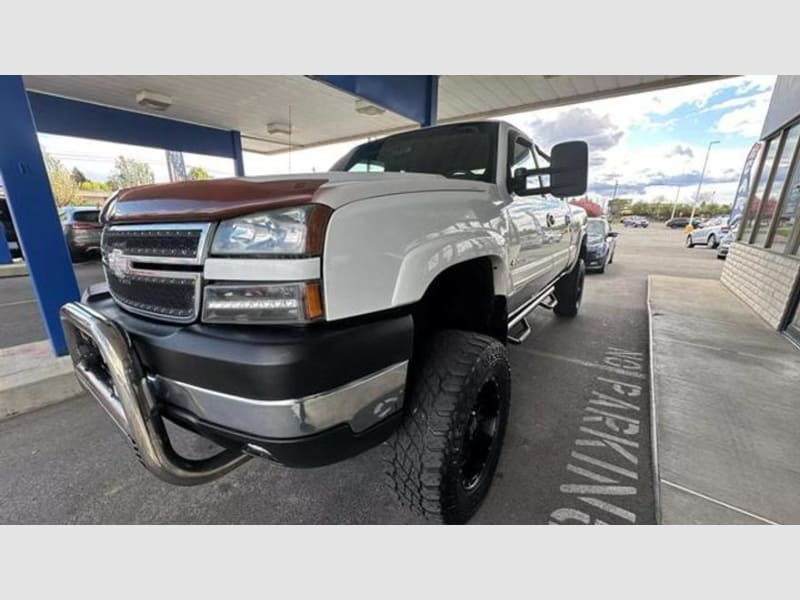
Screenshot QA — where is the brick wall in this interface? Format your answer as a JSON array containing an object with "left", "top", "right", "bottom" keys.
[{"left": 721, "top": 242, "right": 800, "bottom": 329}]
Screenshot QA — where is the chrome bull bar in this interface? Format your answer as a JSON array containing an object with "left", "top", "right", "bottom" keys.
[{"left": 59, "top": 302, "right": 250, "bottom": 485}]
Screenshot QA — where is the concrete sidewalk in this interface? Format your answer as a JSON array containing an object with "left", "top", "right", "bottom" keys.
[
  {"left": 0, "top": 341, "right": 82, "bottom": 420},
  {"left": 649, "top": 275, "right": 800, "bottom": 524}
]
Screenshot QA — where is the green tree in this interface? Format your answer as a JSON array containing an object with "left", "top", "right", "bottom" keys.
[
  {"left": 79, "top": 180, "right": 113, "bottom": 192},
  {"left": 44, "top": 153, "right": 82, "bottom": 207},
  {"left": 187, "top": 165, "right": 210, "bottom": 181},
  {"left": 608, "top": 197, "right": 631, "bottom": 220},
  {"left": 108, "top": 156, "right": 155, "bottom": 189},
  {"left": 71, "top": 167, "right": 88, "bottom": 185}
]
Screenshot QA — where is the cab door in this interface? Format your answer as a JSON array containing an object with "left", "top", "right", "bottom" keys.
[{"left": 504, "top": 135, "right": 553, "bottom": 312}]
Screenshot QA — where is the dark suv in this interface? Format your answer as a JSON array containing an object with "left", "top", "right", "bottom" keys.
[
  {"left": 60, "top": 206, "right": 102, "bottom": 260},
  {"left": 665, "top": 216, "right": 701, "bottom": 229}
]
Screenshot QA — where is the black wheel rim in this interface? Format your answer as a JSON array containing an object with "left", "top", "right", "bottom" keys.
[{"left": 460, "top": 380, "right": 501, "bottom": 491}]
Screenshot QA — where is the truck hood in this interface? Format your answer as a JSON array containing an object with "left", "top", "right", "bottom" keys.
[{"left": 105, "top": 172, "right": 491, "bottom": 223}]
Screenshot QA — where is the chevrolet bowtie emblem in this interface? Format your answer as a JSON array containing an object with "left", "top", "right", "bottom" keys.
[{"left": 107, "top": 248, "right": 130, "bottom": 280}]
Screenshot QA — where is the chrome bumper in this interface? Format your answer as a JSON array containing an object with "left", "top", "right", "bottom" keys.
[
  {"left": 151, "top": 361, "right": 407, "bottom": 440},
  {"left": 59, "top": 301, "right": 408, "bottom": 485}
]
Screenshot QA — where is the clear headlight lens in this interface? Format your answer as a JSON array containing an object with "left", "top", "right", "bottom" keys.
[
  {"left": 211, "top": 205, "right": 331, "bottom": 256},
  {"left": 202, "top": 282, "right": 323, "bottom": 324}
]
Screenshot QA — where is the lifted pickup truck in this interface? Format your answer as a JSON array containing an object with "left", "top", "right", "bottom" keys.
[{"left": 61, "top": 121, "right": 588, "bottom": 524}]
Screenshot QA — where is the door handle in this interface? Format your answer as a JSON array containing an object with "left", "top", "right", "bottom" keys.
[{"left": 546, "top": 213, "right": 556, "bottom": 227}]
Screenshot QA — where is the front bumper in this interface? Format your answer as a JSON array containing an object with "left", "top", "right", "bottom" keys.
[
  {"left": 60, "top": 290, "right": 413, "bottom": 483},
  {"left": 585, "top": 247, "right": 607, "bottom": 270}
]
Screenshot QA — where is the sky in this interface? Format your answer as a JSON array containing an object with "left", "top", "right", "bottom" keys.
[{"left": 35, "top": 75, "right": 775, "bottom": 207}]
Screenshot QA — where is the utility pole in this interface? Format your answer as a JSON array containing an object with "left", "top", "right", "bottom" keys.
[{"left": 688, "top": 141, "right": 719, "bottom": 229}]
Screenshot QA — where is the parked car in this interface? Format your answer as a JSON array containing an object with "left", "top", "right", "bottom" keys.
[
  {"left": 0, "top": 197, "right": 21, "bottom": 258},
  {"left": 686, "top": 216, "right": 731, "bottom": 249},
  {"left": 623, "top": 215, "right": 649, "bottom": 228},
  {"left": 665, "top": 216, "right": 701, "bottom": 229},
  {"left": 716, "top": 226, "right": 738, "bottom": 259},
  {"left": 59, "top": 206, "right": 102, "bottom": 260},
  {"left": 585, "top": 217, "right": 618, "bottom": 273},
  {"left": 60, "top": 120, "right": 590, "bottom": 524}
]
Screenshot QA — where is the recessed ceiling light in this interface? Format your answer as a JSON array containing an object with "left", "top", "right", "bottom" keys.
[
  {"left": 355, "top": 99, "right": 385, "bottom": 116},
  {"left": 136, "top": 90, "right": 173, "bottom": 111},
  {"left": 266, "top": 122, "right": 292, "bottom": 135}
]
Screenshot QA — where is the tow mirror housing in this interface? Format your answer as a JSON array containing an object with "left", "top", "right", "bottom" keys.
[{"left": 511, "top": 140, "right": 588, "bottom": 198}]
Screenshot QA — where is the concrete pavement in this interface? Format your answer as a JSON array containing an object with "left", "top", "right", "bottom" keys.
[{"left": 649, "top": 274, "right": 800, "bottom": 524}]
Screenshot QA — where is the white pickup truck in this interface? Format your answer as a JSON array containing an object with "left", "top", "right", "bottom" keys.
[{"left": 60, "top": 120, "right": 589, "bottom": 523}]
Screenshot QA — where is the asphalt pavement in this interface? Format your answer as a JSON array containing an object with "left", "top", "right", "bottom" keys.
[
  {"left": 0, "top": 260, "right": 106, "bottom": 348},
  {"left": 0, "top": 225, "right": 724, "bottom": 524}
]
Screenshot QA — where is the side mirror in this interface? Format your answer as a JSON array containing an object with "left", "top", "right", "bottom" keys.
[
  {"left": 511, "top": 140, "right": 588, "bottom": 197},
  {"left": 549, "top": 141, "right": 589, "bottom": 197},
  {"left": 607, "top": 231, "right": 619, "bottom": 238}
]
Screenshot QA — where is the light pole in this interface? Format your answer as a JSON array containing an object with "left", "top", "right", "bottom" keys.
[
  {"left": 609, "top": 179, "right": 618, "bottom": 219},
  {"left": 688, "top": 141, "right": 720, "bottom": 229},
  {"left": 670, "top": 185, "right": 681, "bottom": 221}
]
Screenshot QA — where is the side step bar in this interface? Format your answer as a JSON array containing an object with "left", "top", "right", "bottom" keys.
[{"left": 507, "top": 285, "right": 558, "bottom": 345}]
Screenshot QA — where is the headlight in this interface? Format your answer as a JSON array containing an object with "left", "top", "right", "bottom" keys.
[
  {"left": 202, "top": 282, "right": 323, "bottom": 324},
  {"left": 211, "top": 205, "right": 331, "bottom": 256}
]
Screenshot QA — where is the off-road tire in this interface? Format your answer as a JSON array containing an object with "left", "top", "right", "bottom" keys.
[
  {"left": 553, "top": 257, "right": 585, "bottom": 317},
  {"left": 383, "top": 330, "right": 510, "bottom": 524}
]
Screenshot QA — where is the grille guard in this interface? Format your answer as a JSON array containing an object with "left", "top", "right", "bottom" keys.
[{"left": 60, "top": 301, "right": 250, "bottom": 486}]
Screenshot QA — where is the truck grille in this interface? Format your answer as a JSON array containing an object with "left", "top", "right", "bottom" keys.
[
  {"left": 101, "top": 224, "right": 210, "bottom": 323},
  {"left": 102, "top": 226, "right": 206, "bottom": 261}
]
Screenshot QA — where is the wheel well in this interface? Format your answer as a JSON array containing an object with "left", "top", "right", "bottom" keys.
[
  {"left": 412, "top": 257, "right": 507, "bottom": 346},
  {"left": 579, "top": 230, "right": 588, "bottom": 260}
]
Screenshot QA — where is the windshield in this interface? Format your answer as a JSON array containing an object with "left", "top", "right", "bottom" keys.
[
  {"left": 586, "top": 220, "right": 607, "bottom": 238},
  {"left": 331, "top": 123, "right": 497, "bottom": 183}
]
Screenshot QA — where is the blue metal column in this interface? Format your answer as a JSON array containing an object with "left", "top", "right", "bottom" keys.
[
  {"left": 0, "top": 76, "right": 80, "bottom": 355},
  {"left": 0, "top": 222, "right": 11, "bottom": 264},
  {"left": 232, "top": 131, "right": 245, "bottom": 176},
  {"left": 423, "top": 76, "right": 439, "bottom": 127}
]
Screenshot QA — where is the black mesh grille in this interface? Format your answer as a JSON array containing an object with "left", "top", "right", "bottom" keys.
[
  {"left": 103, "top": 228, "right": 202, "bottom": 259},
  {"left": 105, "top": 268, "right": 197, "bottom": 320}
]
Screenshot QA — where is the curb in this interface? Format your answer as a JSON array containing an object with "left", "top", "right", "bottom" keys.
[
  {"left": 646, "top": 275, "right": 663, "bottom": 524},
  {"left": 0, "top": 341, "right": 82, "bottom": 421},
  {"left": 0, "top": 263, "right": 28, "bottom": 278}
]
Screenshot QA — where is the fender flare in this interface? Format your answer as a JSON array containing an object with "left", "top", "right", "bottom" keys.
[{"left": 390, "top": 230, "right": 510, "bottom": 307}]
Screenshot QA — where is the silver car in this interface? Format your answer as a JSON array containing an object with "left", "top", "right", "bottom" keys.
[
  {"left": 686, "top": 216, "right": 731, "bottom": 249},
  {"left": 716, "top": 226, "right": 738, "bottom": 259}
]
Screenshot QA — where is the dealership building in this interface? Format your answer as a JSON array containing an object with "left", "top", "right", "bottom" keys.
[{"left": 721, "top": 75, "right": 800, "bottom": 346}]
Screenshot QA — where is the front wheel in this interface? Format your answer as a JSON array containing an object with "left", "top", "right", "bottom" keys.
[
  {"left": 553, "top": 257, "right": 585, "bottom": 317},
  {"left": 686, "top": 235, "right": 695, "bottom": 248},
  {"left": 708, "top": 234, "right": 717, "bottom": 248},
  {"left": 384, "top": 330, "right": 510, "bottom": 524}
]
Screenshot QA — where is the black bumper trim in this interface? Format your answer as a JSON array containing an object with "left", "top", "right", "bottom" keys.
[{"left": 83, "top": 289, "right": 414, "bottom": 401}]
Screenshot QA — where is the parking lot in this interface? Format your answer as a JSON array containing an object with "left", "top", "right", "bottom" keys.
[{"left": 0, "top": 225, "right": 724, "bottom": 524}]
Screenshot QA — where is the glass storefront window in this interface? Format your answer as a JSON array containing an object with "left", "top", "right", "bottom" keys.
[
  {"left": 755, "top": 124, "right": 800, "bottom": 246},
  {"left": 771, "top": 166, "right": 800, "bottom": 254},
  {"left": 740, "top": 138, "right": 778, "bottom": 242}
]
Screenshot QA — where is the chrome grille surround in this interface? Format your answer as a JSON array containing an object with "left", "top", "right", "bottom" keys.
[{"left": 101, "top": 223, "right": 212, "bottom": 323}]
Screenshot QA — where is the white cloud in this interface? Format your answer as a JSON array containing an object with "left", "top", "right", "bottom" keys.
[{"left": 713, "top": 91, "right": 772, "bottom": 137}]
